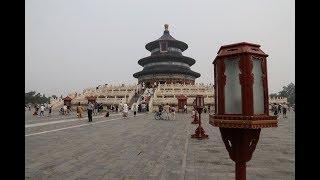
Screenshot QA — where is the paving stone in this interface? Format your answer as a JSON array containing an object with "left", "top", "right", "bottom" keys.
[{"left": 26, "top": 111, "right": 294, "bottom": 179}]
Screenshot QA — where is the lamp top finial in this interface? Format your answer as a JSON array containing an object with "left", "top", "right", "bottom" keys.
[{"left": 164, "top": 24, "right": 169, "bottom": 31}]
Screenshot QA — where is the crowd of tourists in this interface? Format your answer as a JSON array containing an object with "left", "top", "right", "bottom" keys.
[
  {"left": 28, "top": 99, "right": 218, "bottom": 124},
  {"left": 271, "top": 103, "right": 294, "bottom": 118},
  {"left": 157, "top": 103, "right": 176, "bottom": 120},
  {"left": 26, "top": 103, "right": 52, "bottom": 117}
]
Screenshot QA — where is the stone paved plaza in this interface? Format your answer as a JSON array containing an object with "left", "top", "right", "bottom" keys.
[{"left": 25, "top": 110, "right": 294, "bottom": 180}]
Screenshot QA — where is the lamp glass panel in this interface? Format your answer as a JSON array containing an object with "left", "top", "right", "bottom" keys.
[
  {"left": 252, "top": 58, "right": 264, "bottom": 114},
  {"left": 224, "top": 58, "right": 242, "bottom": 114}
]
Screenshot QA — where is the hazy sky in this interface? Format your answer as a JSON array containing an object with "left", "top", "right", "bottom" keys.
[{"left": 25, "top": 0, "right": 294, "bottom": 96}]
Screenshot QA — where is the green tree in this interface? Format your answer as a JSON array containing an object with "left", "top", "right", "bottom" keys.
[
  {"left": 269, "top": 93, "right": 278, "bottom": 98},
  {"left": 25, "top": 91, "right": 51, "bottom": 105},
  {"left": 26, "top": 91, "right": 36, "bottom": 96},
  {"left": 278, "top": 83, "right": 295, "bottom": 105}
]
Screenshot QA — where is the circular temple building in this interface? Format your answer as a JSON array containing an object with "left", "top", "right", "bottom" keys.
[{"left": 133, "top": 24, "right": 200, "bottom": 87}]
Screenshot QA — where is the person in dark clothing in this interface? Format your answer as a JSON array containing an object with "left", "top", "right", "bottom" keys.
[
  {"left": 105, "top": 110, "right": 110, "bottom": 117},
  {"left": 48, "top": 105, "right": 52, "bottom": 117},
  {"left": 33, "top": 105, "right": 39, "bottom": 116},
  {"left": 59, "top": 107, "right": 64, "bottom": 115},
  {"left": 273, "top": 107, "right": 278, "bottom": 117},
  {"left": 282, "top": 106, "right": 287, "bottom": 118},
  {"left": 94, "top": 102, "right": 98, "bottom": 115},
  {"left": 98, "top": 103, "right": 103, "bottom": 113},
  {"left": 159, "top": 105, "right": 163, "bottom": 112},
  {"left": 87, "top": 102, "right": 94, "bottom": 122},
  {"left": 158, "top": 105, "right": 164, "bottom": 116},
  {"left": 278, "top": 105, "right": 282, "bottom": 114}
]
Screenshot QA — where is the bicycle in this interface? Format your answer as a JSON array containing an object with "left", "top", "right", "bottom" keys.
[{"left": 154, "top": 110, "right": 170, "bottom": 120}]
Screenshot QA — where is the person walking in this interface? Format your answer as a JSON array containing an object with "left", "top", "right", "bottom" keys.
[
  {"left": 157, "top": 104, "right": 163, "bottom": 117},
  {"left": 273, "top": 106, "right": 278, "bottom": 117},
  {"left": 40, "top": 104, "right": 45, "bottom": 117},
  {"left": 33, "top": 104, "right": 39, "bottom": 116},
  {"left": 105, "top": 108, "right": 110, "bottom": 117},
  {"left": 132, "top": 103, "right": 138, "bottom": 117},
  {"left": 192, "top": 108, "right": 196, "bottom": 119},
  {"left": 96, "top": 103, "right": 100, "bottom": 114},
  {"left": 184, "top": 104, "right": 187, "bottom": 113},
  {"left": 123, "top": 103, "right": 129, "bottom": 119},
  {"left": 63, "top": 105, "right": 68, "bottom": 115},
  {"left": 76, "top": 102, "right": 84, "bottom": 118},
  {"left": 119, "top": 103, "right": 123, "bottom": 113},
  {"left": 164, "top": 103, "right": 170, "bottom": 114},
  {"left": 93, "top": 102, "right": 98, "bottom": 116},
  {"left": 142, "top": 103, "right": 146, "bottom": 112},
  {"left": 171, "top": 106, "right": 176, "bottom": 120},
  {"left": 99, "top": 103, "right": 103, "bottom": 113},
  {"left": 87, "top": 102, "right": 94, "bottom": 122},
  {"left": 282, "top": 105, "right": 287, "bottom": 118},
  {"left": 47, "top": 105, "right": 52, "bottom": 117},
  {"left": 278, "top": 104, "right": 282, "bottom": 114},
  {"left": 67, "top": 106, "right": 71, "bottom": 115}
]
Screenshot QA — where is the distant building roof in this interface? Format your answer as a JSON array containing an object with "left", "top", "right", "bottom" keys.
[
  {"left": 145, "top": 24, "right": 188, "bottom": 52},
  {"left": 63, "top": 96, "right": 72, "bottom": 101}
]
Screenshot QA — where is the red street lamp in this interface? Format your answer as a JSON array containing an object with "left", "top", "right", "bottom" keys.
[
  {"left": 62, "top": 96, "right": 72, "bottom": 107},
  {"left": 209, "top": 42, "right": 278, "bottom": 180},
  {"left": 86, "top": 95, "right": 97, "bottom": 104},
  {"left": 191, "top": 95, "right": 208, "bottom": 139},
  {"left": 191, "top": 99, "right": 199, "bottom": 124}
]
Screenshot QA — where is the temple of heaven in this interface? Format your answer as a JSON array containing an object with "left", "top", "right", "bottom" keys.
[{"left": 133, "top": 24, "right": 201, "bottom": 87}]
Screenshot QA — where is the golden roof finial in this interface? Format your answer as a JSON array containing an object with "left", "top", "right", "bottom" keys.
[{"left": 164, "top": 24, "right": 169, "bottom": 31}]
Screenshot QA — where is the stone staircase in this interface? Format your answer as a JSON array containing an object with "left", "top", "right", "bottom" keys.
[{"left": 128, "top": 90, "right": 143, "bottom": 107}]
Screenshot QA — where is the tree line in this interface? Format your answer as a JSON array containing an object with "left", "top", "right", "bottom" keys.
[
  {"left": 25, "top": 91, "right": 54, "bottom": 105},
  {"left": 269, "top": 82, "right": 295, "bottom": 106}
]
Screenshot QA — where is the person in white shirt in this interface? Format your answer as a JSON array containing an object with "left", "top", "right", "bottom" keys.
[
  {"left": 132, "top": 103, "right": 138, "bottom": 117},
  {"left": 40, "top": 105, "right": 45, "bottom": 117},
  {"left": 192, "top": 109, "right": 196, "bottom": 118},
  {"left": 63, "top": 105, "right": 68, "bottom": 115},
  {"left": 123, "top": 103, "right": 128, "bottom": 119},
  {"left": 171, "top": 106, "right": 176, "bottom": 120},
  {"left": 184, "top": 104, "right": 187, "bottom": 113}
]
